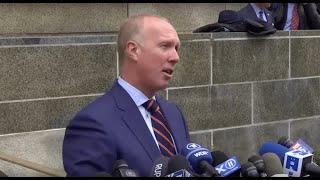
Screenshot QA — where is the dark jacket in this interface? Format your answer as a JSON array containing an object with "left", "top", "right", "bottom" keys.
[
  {"left": 268, "top": 3, "right": 320, "bottom": 30},
  {"left": 62, "top": 81, "right": 190, "bottom": 176},
  {"left": 238, "top": 4, "right": 274, "bottom": 28}
]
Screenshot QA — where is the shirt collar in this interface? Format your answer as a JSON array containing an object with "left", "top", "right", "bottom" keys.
[
  {"left": 117, "top": 76, "right": 156, "bottom": 106},
  {"left": 250, "top": 3, "right": 264, "bottom": 16}
]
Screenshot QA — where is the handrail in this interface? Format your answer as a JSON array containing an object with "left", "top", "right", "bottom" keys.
[{"left": 0, "top": 151, "right": 66, "bottom": 177}]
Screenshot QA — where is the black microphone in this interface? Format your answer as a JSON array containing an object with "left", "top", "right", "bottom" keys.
[
  {"left": 278, "top": 136, "right": 294, "bottom": 148},
  {"left": 304, "top": 163, "right": 320, "bottom": 177},
  {"left": 211, "top": 151, "right": 241, "bottom": 177},
  {"left": 0, "top": 170, "right": 7, "bottom": 177},
  {"left": 248, "top": 155, "right": 267, "bottom": 177},
  {"left": 150, "top": 156, "right": 170, "bottom": 177},
  {"left": 165, "top": 155, "right": 198, "bottom": 177},
  {"left": 240, "top": 162, "right": 259, "bottom": 177},
  {"left": 112, "top": 159, "right": 139, "bottom": 177},
  {"left": 262, "top": 152, "right": 288, "bottom": 177}
]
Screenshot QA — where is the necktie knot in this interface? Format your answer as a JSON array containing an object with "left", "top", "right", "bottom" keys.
[
  {"left": 258, "top": 10, "right": 264, "bottom": 20},
  {"left": 143, "top": 99, "right": 158, "bottom": 113}
]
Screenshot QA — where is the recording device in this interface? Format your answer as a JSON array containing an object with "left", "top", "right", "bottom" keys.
[
  {"left": 278, "top": 136, "right": 314, "bottom": 153},
  {"left": 240, "top": 162, "right": 259, "bottom": 177},
  {"left": 181, "top": 143, "right": 218, "bottom": 177},
  {"left": 211, "top": 151, "right": 241, "bottom": 177},
  {"left": 259, "top": 141, "right": 320, "bottom": 177},
  {"left": 150, "top": 156, "right": 170, "bottom": 177},
  {"left": 165, "top": 155, "right": 196, "bottom": 177},
  {"left": 112, "top": 159, "right": 139, "bottom": 177},
  {"left": 262, "top": 152, "right": 288, "bottom": 177},
  {"left": 248, "top": 155, "right": 267, "bottom": 177}
]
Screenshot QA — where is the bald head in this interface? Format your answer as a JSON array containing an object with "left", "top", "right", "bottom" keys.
[{"left": 117, "top": 14, "right": 172, "bottom": 63}]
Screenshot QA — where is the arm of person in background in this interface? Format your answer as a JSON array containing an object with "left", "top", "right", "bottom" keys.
[
  {"left": 267, "top": 3, "right": 286, "bottom": 30},
  {"left": 303, "top": 3, "right": 320, "bottom": 29}
]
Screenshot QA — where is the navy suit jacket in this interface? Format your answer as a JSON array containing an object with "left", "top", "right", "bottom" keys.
[
  {"left": 238, "top": 4, "right": 274, "bottom": 27},
  {"left": 62, "top": 81, "right": 190, "bottom": 176}
]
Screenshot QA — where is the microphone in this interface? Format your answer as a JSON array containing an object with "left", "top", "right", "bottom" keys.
[
  {"left": 181, "top": 143, "right": 218, "bottom": 177},
  {"left": 278, "top": 136, "right": 314, "bottom": 153},
  {"left": 278, "top": 136, "right": 294, "bottom": 148},
  {"left": 258, "top": 141, "right": 288, "bottom": 163},
  {"left": 112, "top": 159, "right": 139, "bottom": 177},
  {"left": 248, "top": 155, "right": 267, "bottom": 177},
  {"left": 259, "top": 141, "right": 320, "bottom": 177},
  {"left": 0, "top": 170, "right": 7, "bottom": 177},
  {"left": 240, "top": 162, "right": 259, "bottom": 177},
  {"left": 150, "top": 156, "right": 170, "bottom": 177},
  {"left": 165, "top": 155, "right": 197, "bottom": 177},
  {"left": 211, "top": 151, "right": 241, "bottom": 177},
  {"left": 262, "top": 152, "right": 288, "bottom": 177}
]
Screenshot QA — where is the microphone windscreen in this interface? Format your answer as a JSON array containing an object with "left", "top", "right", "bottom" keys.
[
  {"left": 241, "top": 162, "right": 259, "bottom": 177},
  {"left": 248, "top": 155, "right": 265, "bottom": 172},
  {"left": 168, "top": 155, "right": 192, "bottom": 174},
  {"left": 112, "top": 159, "right": 128, "bottom": 171},
  {"left": 0, "top": 170, "right": 7, "bottom": 177},
  {"left": 211, "top": 151, "right": 228, "bottom": 166},
  {"left": 258, "top": 141, "right": 289, "bottom": 163},
  {"left": 181, "top": 143, "right": 212, "bottom": 173},
  {"left": 150, "top": 156, "right": 170, "bottom": 177},
  {"left": 262, "top": 152, "right": 284, "bottom": 177}
]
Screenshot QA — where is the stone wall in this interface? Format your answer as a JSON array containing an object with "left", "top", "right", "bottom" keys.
[{"left": 0, "top": 3, "right": 246, "bottom": 34}]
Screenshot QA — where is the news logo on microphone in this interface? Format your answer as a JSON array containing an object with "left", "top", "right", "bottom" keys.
[
  {"left": 215, "top": 156, "right": 241, "bottom": 177},
  {"left": 289, "top": 139, "right": 314, "bottom": 154},
  {"left": 283, "top": 150, "right": 313, "bottom": 177},
  {"left": 165, "top": 169, "right": 192, "bottom": 177}
]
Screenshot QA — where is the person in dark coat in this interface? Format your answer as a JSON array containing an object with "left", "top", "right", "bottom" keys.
[
  {"left": 238, "top": 3, "right": 275, "bottom": 28},
  {"left": 268, "top": 3, "right": 320, "bottom": 30}
]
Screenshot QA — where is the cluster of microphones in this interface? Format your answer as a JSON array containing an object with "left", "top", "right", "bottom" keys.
[
  {"left": 0, "top": 136, "right": 315, "bottom": 177},
  {"left": 90, "top": 136, "right": 320, "bottom": 177}
]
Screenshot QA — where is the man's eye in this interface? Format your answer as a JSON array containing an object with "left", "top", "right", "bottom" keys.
[{"left": 160, "top": 44, "right": 168, "bottom": 48}]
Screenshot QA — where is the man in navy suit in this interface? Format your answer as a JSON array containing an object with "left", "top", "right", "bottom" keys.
[
  {"left": 238, "top": 3, "right": 275, "bottom": 28},
  {"left": 62, "top": 14, "right": 190, "bottom": 177}
]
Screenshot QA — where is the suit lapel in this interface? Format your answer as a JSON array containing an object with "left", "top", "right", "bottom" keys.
[
  {"left": 247, "top": 4, "right": 260, "bottom": 21},
  {"left": 111, "top": 82, "right": 160, "bottom": 162},
  {"left": 156, "top": 96, "right": 185, "bottom": 154}
]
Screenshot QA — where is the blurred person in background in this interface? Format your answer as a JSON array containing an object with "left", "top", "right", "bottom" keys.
[{"left": 268, "top": 3, "right": 320, "bottom": 30}]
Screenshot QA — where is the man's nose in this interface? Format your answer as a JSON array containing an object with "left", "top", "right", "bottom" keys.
[{"left": 169, "top": 49, "right": 179, "bottom": 63}]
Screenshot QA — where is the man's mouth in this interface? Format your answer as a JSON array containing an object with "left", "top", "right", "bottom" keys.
[{"left": 162, "top": 68, "right": 173, "bottom": 75}]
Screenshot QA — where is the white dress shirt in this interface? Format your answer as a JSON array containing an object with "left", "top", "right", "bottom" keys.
[{"left": 250, "top": 3, "right": 268, "bottom": 22}]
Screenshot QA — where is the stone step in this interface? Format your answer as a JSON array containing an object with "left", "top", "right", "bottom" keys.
[{"left": 0, "top": 129, "right": 65, "bottom": 177}]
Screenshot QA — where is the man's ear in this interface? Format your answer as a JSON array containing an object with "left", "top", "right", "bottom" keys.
[{"left": 125, "top": 40, "right": 140, "bottom": 62}]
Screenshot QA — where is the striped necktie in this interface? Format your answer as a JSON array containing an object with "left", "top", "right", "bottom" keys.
[
  {"left": 143, "top": 99, "right": 177, "bottom": 157},
  {"left": 291, "top": 4, "right": 299, "bottom": 30}
]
